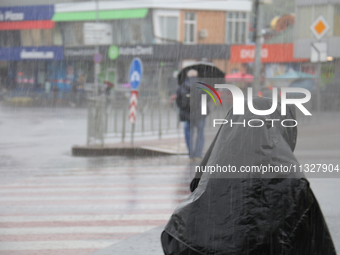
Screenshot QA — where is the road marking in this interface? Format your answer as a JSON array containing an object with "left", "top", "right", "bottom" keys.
[
  {"left": 0, "top": 240, "right": 119, "bottom": 250},
  {"left": 0, "top": 214, "right": 171, "bottom": 222},
  {"left": 0, "top": 226, "right": 156, "bottom": 235},
  {"left": 0, "top": 186, "right": 189, "bottom": 194},
  {"left": 0, "top": 195, "right": 187, "bottom": 201}
]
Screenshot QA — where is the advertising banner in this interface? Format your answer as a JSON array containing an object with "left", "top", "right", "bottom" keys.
[
  {"left": 0, "top": 47, "right": 64, "bottom": 61},
  {"left": 0, "top": 5, "right": 54, "bottom": 21}
]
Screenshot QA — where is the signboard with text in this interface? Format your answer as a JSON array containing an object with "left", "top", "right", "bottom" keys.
[
  {"left": 84, "top": 23, "right": 112, "bottom": 46},
  {"left": 230, "top": 44, "right": 309, "bottom": 63},
  {"left": 0, "top": 5, "right": 54, "bottom": 21},
  {"left": 0, "top": 47, "right": 64, "bottom": 61}
]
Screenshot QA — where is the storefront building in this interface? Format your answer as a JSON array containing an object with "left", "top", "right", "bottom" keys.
[
  {"left": 230, "top": 43, "right": 309, "bottom": 86},
  {"left": 0, "top": 1, "right": 252, "bottom": 94},
  {"left": 294, "top": 0, "right": 340, "bottom": 82},
  {"left": 0, "top": 5, "right": 65, "bottom": 90},
  {"left": 52, "top": 0, "right": 251, "bottom": 93}
]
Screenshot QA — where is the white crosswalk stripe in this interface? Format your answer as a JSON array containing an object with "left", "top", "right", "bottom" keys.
[{"left": 0, "top": 163, "right": 190, "bottom": 255}]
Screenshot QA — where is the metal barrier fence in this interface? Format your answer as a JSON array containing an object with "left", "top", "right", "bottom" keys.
[
  {"left": 86, "top": 85, "right": 340, "bottom": 146},
  {"left": 87, "top": 92, "right": 182, "bottom": 145}
]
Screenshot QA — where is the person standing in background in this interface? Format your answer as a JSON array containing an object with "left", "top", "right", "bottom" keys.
[
  {"left": 176, "top": 69, "right": 207, "bottom": 161},
  {"left": 176, "top": 71, "right": 191, "bottom": 155}
]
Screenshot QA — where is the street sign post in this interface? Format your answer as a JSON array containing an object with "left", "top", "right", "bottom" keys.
[
  {"left": 311, "top": 42, "right": 327, "bottom": 63},
  {"left": 129, "top": 58, "right": 143, "bottom": 90},
  {"left": 309, "top": 16, "right": 330, "bottom": 114},
  {"left": 129, "top": 58, "right": 143, "bottom": 145},
  {"left": 129, "top": 91, "right": 138, "bottom": 124},
  {"left": 310, "top": 16, "right": 330, "bottom": 40}
]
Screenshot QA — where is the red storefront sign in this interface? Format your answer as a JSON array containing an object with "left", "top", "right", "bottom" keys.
[
  {"left": 230, "top": 44, "right": 308, "bottom": 63},
  {"left": 0, "top": 20, "right": 54, "bottom": 30}
]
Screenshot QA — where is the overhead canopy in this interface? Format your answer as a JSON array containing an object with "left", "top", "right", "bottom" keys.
[
  {"left": 54, "top": 1, "right": 251, "bottom": 13},
  {"left": 52, "top": 8, "right": 148, "bottom": 21}
]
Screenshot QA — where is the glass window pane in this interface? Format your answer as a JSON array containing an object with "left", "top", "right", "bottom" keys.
[
  {"left": 228, "top": 12, "right": 233, "bottom": 19},
  {"left": 159, "top": 16, "right": 165, "bottom": 37},
  {"left": 130, "top": 22, "right": 142, "bottom": 43},
  {"left": 235, "top": 22, "right": 239, "bottom": 43},
  {"left": 189, "top": 24, "right": 195, "bottom": 42},
  {"left": 235, "top": 12, "right": 239, "bottom": 19},
  {"left": 241, "top": 12, "right": 246, "bottom": 19},
  {"left": 184, "top": 24, "right": 189, "bottom": 42},
  {"left": 42, "top": 29, "right": 53, "bottom": 46},
  {"left": 186, "top": 12, "right": 195, "bottom": 21},
  {"left": 241, "top": 22, "right": 246, "bottom": 43},
  {"left": 226, "top": 21, "right": 232, "bottom": 43},
  {"left": 21, "top": 30, "right": 32, "bottom": 46},
  {"left": 167, "top": 17, "right": 178, "bottom": 40}
]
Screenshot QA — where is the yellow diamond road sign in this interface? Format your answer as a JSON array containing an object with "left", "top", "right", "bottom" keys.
[{"left": 311, "top": 16, "right": 330, "bottom": 40}]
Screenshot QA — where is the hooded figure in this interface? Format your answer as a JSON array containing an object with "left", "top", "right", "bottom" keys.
[{"left": 162, "top": 97, "right": 336, "bottom": 255}]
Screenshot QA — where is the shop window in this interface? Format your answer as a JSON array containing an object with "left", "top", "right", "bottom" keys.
[
  {"left": 16, "top": 61, "right": 35, "bottom": 88},
  {"left": 53, "top": 24, "right": 63, "bottom": 45},
  {"left": 117, "top": 20, "right": 130, "bottom": 44},
  {"left": 62, "top": 22, "right": 84, "bottom": 46},
  {"left": 21, "top": 29, "right": 54, "bottom": 46},
  {"left": 21, "top": 30, "right": 33, "bottom": 46},
  {"left": 0, "top": 30, "right": 20, "bottom": 47},
  {"left": 226, "top": 12, "right": 248, "bottom": 44},
  {"left": 184, "top": 12, "right": 196, "bottom": 44},
  {"left": 130, "top": 20, "right": 143, "bottom": 44},
  {"left": 31, "top": 29, "right": 42, "bottom": 46}
]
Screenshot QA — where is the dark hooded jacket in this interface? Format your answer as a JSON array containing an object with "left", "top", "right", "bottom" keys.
[
  {"left": 176, "top": 79, "right": 191, "bottom": 122},
  {"left": 163, "top": 97, "right": 336, "bottom": 255},
  {"left": 176, "top": 78, "right": 208, "bottom": 122}
]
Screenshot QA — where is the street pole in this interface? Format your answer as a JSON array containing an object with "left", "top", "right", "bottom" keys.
[
  {"left": 253, "top": 0, "right": 263, "bottom": 94},
  {"left": 311, "top": 43, "right": 322, "bottom": 115},
  {"left": 94, "top": 0, "right": 99, "bottom": 97},
  {"left": 315, "top": 62, "right": 321, "bottom": 115}
]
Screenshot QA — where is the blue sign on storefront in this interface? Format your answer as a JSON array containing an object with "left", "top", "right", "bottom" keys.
[
  {"left": 0, "top": 47, "right": 64, "bottom": 61},
  {"left": 0, "top": 5, "right": 54, "bottom": 21}
]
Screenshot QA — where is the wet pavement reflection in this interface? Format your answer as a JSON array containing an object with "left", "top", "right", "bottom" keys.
[{"left": 0, "top": 106, "right": 191, "bottom": 255}]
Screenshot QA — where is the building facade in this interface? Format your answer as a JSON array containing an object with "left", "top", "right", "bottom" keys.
[
  {"left": 294, "top": 0, "right": 340, "bottom": 80},
  {"left": 0, "top": 1, "right": 253, "bottom": 94}
]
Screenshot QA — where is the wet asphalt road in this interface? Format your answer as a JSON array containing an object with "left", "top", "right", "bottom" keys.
[{"left": 0, "top": 105, "right": 339, "bottom": 254}]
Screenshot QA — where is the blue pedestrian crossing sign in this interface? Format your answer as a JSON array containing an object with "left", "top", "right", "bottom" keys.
[{"left": 129, "top": 58, "right": 143, "bottom": 90}]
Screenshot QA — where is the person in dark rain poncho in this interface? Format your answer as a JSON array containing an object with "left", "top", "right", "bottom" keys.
[{"left": 161, "top": 97, "right": 336, "bottom": 255}]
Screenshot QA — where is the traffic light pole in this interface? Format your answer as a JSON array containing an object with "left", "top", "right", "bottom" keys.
[
  {"left": 253, "top": 0, "right": 263, "bottom": 94},
  {"left": 94, "top": 0, "right": 99, "bottom": 97}
]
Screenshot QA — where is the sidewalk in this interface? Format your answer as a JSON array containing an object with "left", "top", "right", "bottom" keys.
[{"left": 72, "top": 132, "right": 216, "bottom": 157}]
